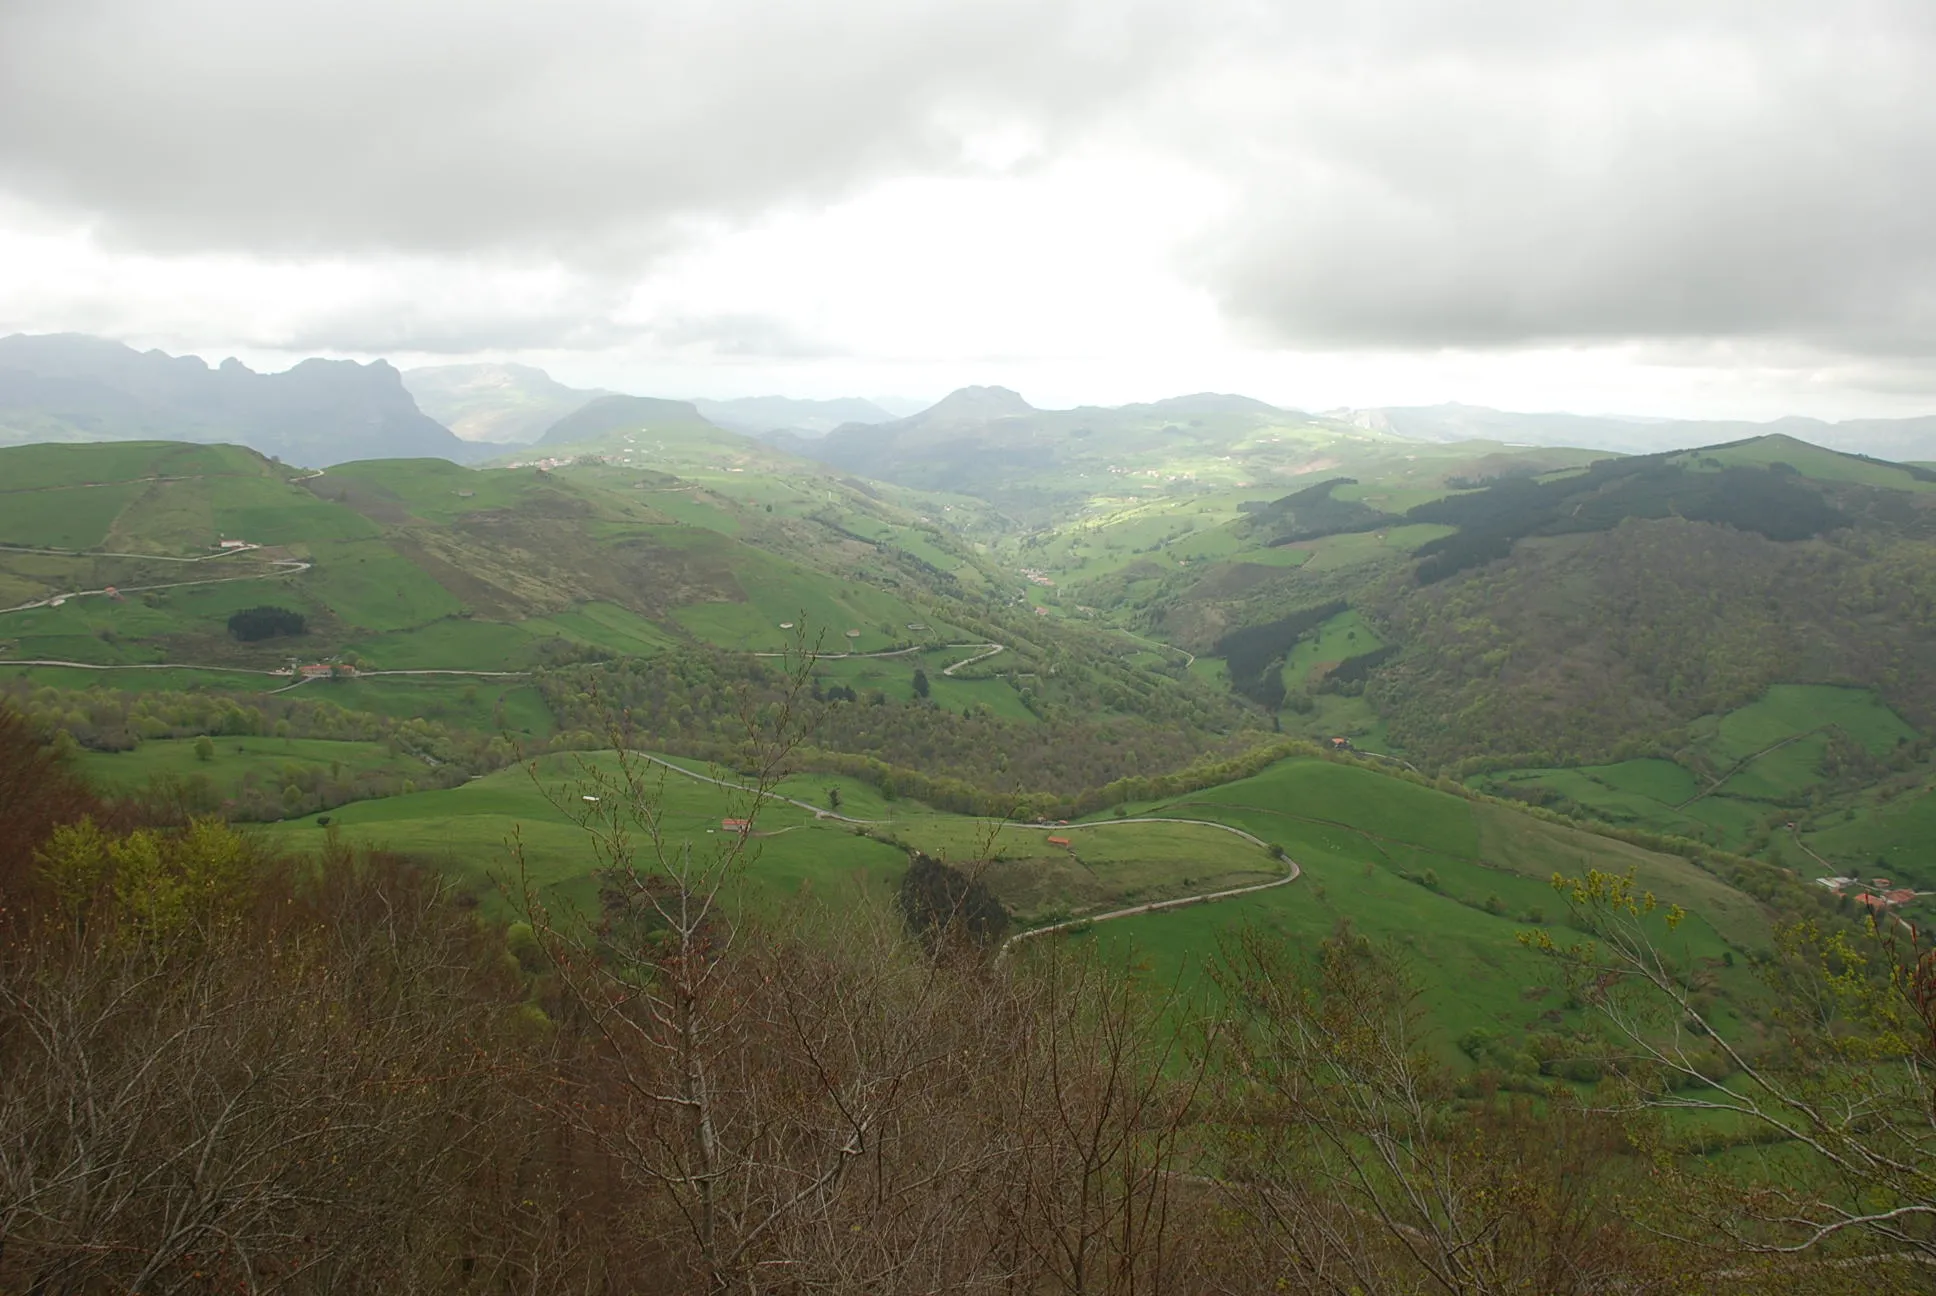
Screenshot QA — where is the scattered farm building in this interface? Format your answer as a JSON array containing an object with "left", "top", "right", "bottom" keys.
[
  {"left": 1046, "top": 835, "right": 1073, "bottom": 847},
  {"left": 721, "top": 818, "right": 752, "bottom": 834}
]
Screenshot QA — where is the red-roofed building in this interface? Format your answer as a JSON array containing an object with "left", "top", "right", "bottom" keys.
[
  {"left": 1046, "top": 835, "right": 1072, "bottom": 847},
  {"left": 721, "top": 818, "right": 752, "bottom": 834}
]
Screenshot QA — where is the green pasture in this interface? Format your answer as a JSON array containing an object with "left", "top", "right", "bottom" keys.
[
  {"left": 522, "top": 601, "right": 679, "bottom": 658},
  {"left": 347, "top": 618, "right": 537, "bottom": 670},
  {"left": 0, "top": 482, "right": 144, "bottom": 550},
  {"left": 211, "top": 475, "right": 382, "bottom": 543},
  {"left": 1082, "top": 756, "right": 1764, "bottom": 1052},
  {"left": 78, "top": 735, "right": 419, "bottom": 795},
  {"left": 1280, "top": 608, "right": 1384, "bottom": 689},
  {"left": 1687, "top": 438, "right": 1936, "bottom": 493},
  {"left": 671, "top": 553, "right": 928, "bottom": 652},
  {"left": 235, "top": 741, "right": 1772, "bottom": 1065},
  {"left": 0, "top": 663, "right": 282, "bottom": 693},
  {"left": 807, "top": 646, "right": 1038, "bottom": 722},
  {"left": 1330, "top": 483, "right": 1459, "bottom": 513},
  {"left": 871, "top": 816, "right": 1280, "bottom": 923},
  {"left": 1805, "top": 785, "right": 1936, "bottom": 889},
  {"left": 0, "top": 569, "right": 316, "bottom": 665},
  {"left": 630, "top": 488, "right": 743, "bottom": 534},
  {"left": 1699, "top": 684, "right": 1916, "bottom": 764},
  {"left": 1278, "top": 693, "right": 1387, "bottom": 748},
  {"left": 0, "top": 441, "right": 270, "bottom": 493},
  {"left": 1486, "top": 686, "right": 1922, "bottom": 854},
  {"left": 303, "top": 539, "right": 464, "bottom": 631},
  {"left": 320, "top": 459, "right": 540, "bottom": 523},
  {"left": 308, "top": 677, "right": 554, "bottom": 736},
  {"left": 257, "top": 754, "right": 911, "bottom": 917},
  {"left": 1299, "top": 528, "right": 1444, "bottom": 572}
]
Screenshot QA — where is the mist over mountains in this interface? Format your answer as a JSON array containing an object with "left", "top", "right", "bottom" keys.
[
  {"left": 4, "top": 333, "right": 1936, "bottom": 469},
  {"left": 1339, "top": 402, "right": 1936, "bottom": 462},
  {"left": 404, "top": 362, "right": 608, "bottom": 445},
  {"left": 0, "top": 333, "right": 485, "bottom": 467}
]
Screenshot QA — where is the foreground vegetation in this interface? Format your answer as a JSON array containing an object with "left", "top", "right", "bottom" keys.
[{"left": 5, "top": 701, "right": 1936, "bottom": 1294}]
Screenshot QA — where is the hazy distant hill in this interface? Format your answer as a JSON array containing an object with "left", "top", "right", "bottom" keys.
[
  {"left": 790, "top": 386, "right": 1407, "bottom": 519},
  {"left": 404, "top": 362, "right": 604, "bottom": 444},
  {"left": 692, "top": 395, "right": 896, "bottom": 438},
  {"left": 535, "top": 394, "right": 728, "bottom": 447},
  {"left": 1336, "top": 402, "right": 1936, "bottom": 461},
  {"left": 0, "top": 333, "right": 478, "bottom": 466}
]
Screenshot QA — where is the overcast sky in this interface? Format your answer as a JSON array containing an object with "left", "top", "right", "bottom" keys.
[{"left": 3, "top": 0, "right": 1934, "bottom": 418}]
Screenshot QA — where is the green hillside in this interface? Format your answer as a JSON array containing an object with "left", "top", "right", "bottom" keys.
[
  {"left": 0, "top": 440, "right": 960, "bottom": 666},
  {"left": 1478, "top": 684, "right": 1924, "bottom": 851},
  {"left": 247, "top": 744, "right": 1779, "bottom": 1068},
  {"left": 0, "top": 438, "right": 1267, "bottom": 831}
]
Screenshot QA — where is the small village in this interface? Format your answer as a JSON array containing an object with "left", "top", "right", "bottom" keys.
[{"left": 1815, "top": 873, "right": 1920, "bottom": 911}]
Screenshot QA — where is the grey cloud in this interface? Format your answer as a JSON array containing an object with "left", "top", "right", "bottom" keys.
[
  {"left": 1190, "top": 1, "right": 1936, "bottom": 358},
  {"left": 269, "top": 302, "right": 649, "bottom": 356},
  {"left": 0, "top": 0, "right": 1187, "bottom": 261},
  {"left": 8, "top": 0, "right": 1936, "bottom": 368},
  {"left": 647, "top": 314, "right": 848, "bottom": 360}
]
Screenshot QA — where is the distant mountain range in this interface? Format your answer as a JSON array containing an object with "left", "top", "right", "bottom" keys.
[
  {"left": 0, "top": 334, "right": 488, "bottom": 466},
  {"left": 400, "top": 365, "right": 902, "bottom": 444},
  {"left": 5, "top": 333, "right": 1935, "bottom": 470},
  {"left": 1330, "top": 402, "right": 1936, "bottom": 461},
  {"left": 691, "top": 395, "right": 898, "bottom": 438}
]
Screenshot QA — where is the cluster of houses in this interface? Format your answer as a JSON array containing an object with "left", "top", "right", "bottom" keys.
[
  {"left": 282, "top": 662, "right": 355, "bottom": 680},
  {"left": 1817, "top": 874, "right": 1917, "bottom": 910}
]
